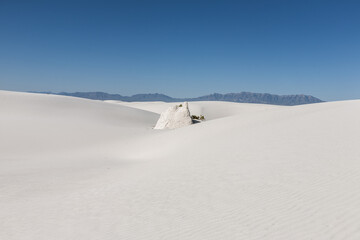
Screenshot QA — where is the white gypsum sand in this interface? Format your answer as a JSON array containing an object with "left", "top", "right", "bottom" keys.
[
  {"left": 154, "top": 102, "right": 193, "bottom": 129},
  {"left": 1, "top": 90, "right": 360, "bottom": 240}
]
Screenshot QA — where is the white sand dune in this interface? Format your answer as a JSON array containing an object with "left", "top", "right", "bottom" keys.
[
  {"left": 106, "top": 100, "right": 283, "bottom": 120},
  {"left": 1, "top": 90, "right": 360, "bottom": 240}
]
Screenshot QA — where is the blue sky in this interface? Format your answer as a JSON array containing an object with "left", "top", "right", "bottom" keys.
[{"left": 0, "top": 0, "right": 359, "bottom": 101}]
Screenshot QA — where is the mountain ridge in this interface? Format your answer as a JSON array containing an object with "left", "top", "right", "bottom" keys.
[{"left": 33, "top": 91, "right": 324, "bottom": 106}]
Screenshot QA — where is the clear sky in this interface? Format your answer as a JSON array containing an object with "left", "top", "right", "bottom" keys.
[{"left": 1, "top": 0, "right": 359, "bottom": 101}]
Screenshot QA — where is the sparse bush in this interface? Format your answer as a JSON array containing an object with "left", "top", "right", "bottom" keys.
[
  {"left": 191, "top": 115, "right": 205, "bottom": 121},
  {"left": 191, "top": 115, "right": 199, "bottom": 120},
  {"left": 179, "top": 104, "right": 183, "bottom": 107}
]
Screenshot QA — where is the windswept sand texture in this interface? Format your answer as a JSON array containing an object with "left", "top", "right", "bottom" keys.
[{"left": 1, "top": 90, "right": 360, "bottom": 239}]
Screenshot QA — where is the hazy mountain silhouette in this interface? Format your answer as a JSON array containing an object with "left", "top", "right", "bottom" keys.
[{"left": 34, "top": 91, "right": 323, "bottom": 106}]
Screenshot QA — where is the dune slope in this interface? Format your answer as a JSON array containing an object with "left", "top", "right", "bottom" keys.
[{"left": 1, "top": 91, "right": 360, "bottom": 240}]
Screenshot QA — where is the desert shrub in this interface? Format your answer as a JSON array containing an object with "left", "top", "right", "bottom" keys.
[
  {"left": 191, "top": 115, "right": 205, "bottom": 121},
  {"left": 179, "top": 104, "right": 183, "bottom": 107}
]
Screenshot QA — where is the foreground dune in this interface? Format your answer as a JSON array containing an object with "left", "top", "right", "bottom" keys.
[{"left": 1, "top": 90, "right": 360, "bottom": 240}]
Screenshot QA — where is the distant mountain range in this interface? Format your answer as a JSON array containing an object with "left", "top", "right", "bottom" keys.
[{"left": 34, "top": 91, "right": 324, "bottom": 106}]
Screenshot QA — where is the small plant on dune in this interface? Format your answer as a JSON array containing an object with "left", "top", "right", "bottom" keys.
[
  {"left": 191, "top": 115, "right": 199, "bottom": 120},
  {"left": 191, "top": 115, "right": 205, "bottom": 121},
  {"left": 179, "top": 104, "right": 183, "bottom": 107}
]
